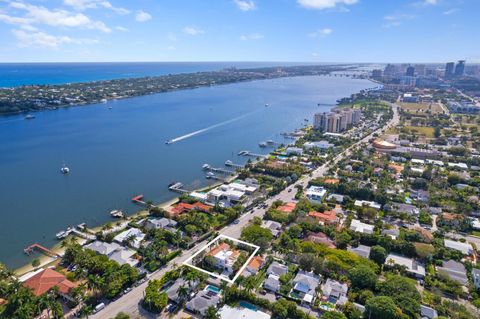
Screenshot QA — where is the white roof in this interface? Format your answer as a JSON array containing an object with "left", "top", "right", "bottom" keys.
[
  {"left": 472, "top": 218, "right": 480, "bottom": 230},
  {"left": 444, "top": 239, "right": 473, "bottom": 255},
  {"left": 350, "top": 219, "right": 374, "bottom": 234},
  {"left": 426, "top": 159, "right": 444, "bottom": 166},
  {"left": 448, "top": 162, "right": 468, "bottom": 169},
  {"left": 411, "top": 159, "right": 425, "bottom": 164},
  {"left": 189, "top": 191, "right": 208, "bottom": 201},
  {"left": 306, "top": 186, "right": 327, "bottom": 198},
  {"left": 229, "top": 182, "right": 257, "bottom": 193},
  {"left": 354, "top": 200, "right": 381, "bottom": 210},
  {"left": 386, "top": 253, "right": 425, "bottom": 277},
  {"left": 219, "top": 305, "right": 270, "bottom": 319},
  {"left": 113, "top": 228, "right": 145, "bottom": 248}
]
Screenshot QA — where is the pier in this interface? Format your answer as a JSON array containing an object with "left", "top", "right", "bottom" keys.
[
  {"left": 202, "top": 164, "right": 235, "bottom": 175},
  {"left": 224, "top": 160, "right": 244, "bottom": 168},
  {"left": 168, "top": 182, "right": 189, "bottom": 193},
  {"left": 237, "top": 151, "right": 267, "bottom": 159},
  {"left": 131, "top": 194, "right": 146, "bottom": 205},
  {"left": 24, "top": 244, "right": 61, "bottom": 258}
]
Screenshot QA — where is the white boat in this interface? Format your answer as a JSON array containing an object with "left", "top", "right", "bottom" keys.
[
  {"left": 24, "top": 114, "right": 35, "bottom": 120},
  {"left": 202, "top": 164, "right": 211, "bottom": 170},
  {"left": 206, "top": 172, "right": 215, "bottom": 179},
  {"left": 265, "top": 103, "right": 269, "bottom": 107},
  {"left": 56, "top": 231, "right": 67, "bottom": 239},
  {"left": 110, "top": 210, "right": 124, "bottom": 218},
  {"left": 60, "top": 164, "right": 70, "bottom": 174},
  {"left": 266, "top": 140, "right": 274, "bottom": 145},
  {"left": 100, "top": 99, "right": 108, "bottom": 103},
  {"left": 225, "top": 160, "right": 233, "bottom": 166},
  {"left": 259, "top": 142, "right": 267, "bottom": 148}
]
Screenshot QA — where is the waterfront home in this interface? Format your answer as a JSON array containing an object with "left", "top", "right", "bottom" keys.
[
  {"left": 350, "top": 219, "right": 374, "bottom": 235},
  {"left": 347, "top": 245, "right": 371, "bottom": 259},
  {"left": 286, "top": 147, "right": 303, "bottom": 156},
  {"left": 385, "top": 253, "right": 425, "bottom": 278},
  {"left": 185, "top": 290, "right": 221, "bottom": 316},
  {"left": 171, "top": 201, "right": 212, "bottom": 215},
  {"left": 321, "top": 279, "right": 348, "bottom": 305},
  {"left": 242, "top": 256, "right": 265, "bottom": 277},
  {"left": 206, "top": 185, "right": 245, "bottom": 206},
  {"left": 306, "top": 186, "right": 327, "bottom": 204},
  {"left": 144, "top": 217, "right": 177, "bottom": 230},
  {"left": 276, "top": 202, "right": 296, "bottom": 213},
  {"left": 444, "top": 239, "right": 474, "bottom": 256},
  {"left": 262, "top": 220, "right": 282, "bottom": 237},
  {"left": 228, "top": 182, "right": 257, "bottom": 194},
  {"left": 437, "top": 260, "right": 468, "bottom": 286},
  {"left": 264, "top": 274, "right": 280, "bottom": 292},
  {"left": 113, "top": 228, "right": 146, "bottom": 249},
  {"left": 308, "top": 209, "right": 338, "bottom": 225},
  {"left": 218, "top": 305, "right": 271, "bottom": 319},
  {"left": 207, "top": 243, "right": 241, "bottom": 275},
  {"left": 266, "top": 261, "right": 288, "bottom": 277},
  {"left": 354, "top": 200, "right": 381, "bottom": 210},
  {"left": 327, "top": 193, "right": 344, "bottom": 203},
  {"left": 85, "top": 241, "right": 139, "bottom": 267},
  {"left": 291, "top": 270, "right": 320, "bottom": 304},
  {"left": 23, "top": 268, "right": 76, "bottom": 300}
]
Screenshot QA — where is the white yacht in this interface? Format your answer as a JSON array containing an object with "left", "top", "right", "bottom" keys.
[
  {"left": 110, "top": 210, "right": 124, "bottom": 218},
  {"left": 60, "top": 164, "right": 70, "bottom": 174}
]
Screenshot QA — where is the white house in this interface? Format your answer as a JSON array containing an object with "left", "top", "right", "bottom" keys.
[
  {"left": 306, "top": 186, "right": 327, "bottom": 203},
  {"left": 350, "top": 219, "right": 374, "bottom": 234},
  {"left": 354, "top": 200, "right": 381, "bottom": 210},
  {"left": 444, "top": 239, "right": 474, "bottom": 256},
  {"left": 113, "top": 228, "right": 146, "bottom": 249},
  {"left": 386, "top": 253, "right": 425, "bottom": 278}
]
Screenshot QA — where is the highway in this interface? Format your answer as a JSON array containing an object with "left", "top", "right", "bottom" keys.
[{"left": 92, "top": 103, "right": 399, "bottom": 319}]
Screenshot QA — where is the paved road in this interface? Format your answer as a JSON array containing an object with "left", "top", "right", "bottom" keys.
[{"left": 92, "top": 103, "right": 400, "bottom": 319}]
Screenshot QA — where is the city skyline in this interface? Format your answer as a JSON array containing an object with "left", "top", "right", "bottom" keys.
[{"left": 0, "top": 0, "right": 479, "bottom": 63}]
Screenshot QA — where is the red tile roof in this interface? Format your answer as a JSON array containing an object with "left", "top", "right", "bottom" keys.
[
  {"left": 207, "top": 242, "right": 230, "bottom": 257},
  {"left": 247, "top": 256, "right": 264, "bottom": 271},
  {"left": 171, "top": 202, "right": 212, "bottom": 215},
  {"left": 277, "top": 202, "right": 296, "bottom": 213},
  {"left": 23, "top": 268, "right": 76, "bottom": 296},
  {"left": 308, "top": 210, "right": 338, "bottom": 224}
]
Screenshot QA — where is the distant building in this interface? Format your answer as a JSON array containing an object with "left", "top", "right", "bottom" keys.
[
  {"left": 454, "top": 60, "right": 465, "bottom": 77},
  {"left": 306, "top": 186, "right": 327, "bottom": 203},
  {"left": 383, "top": 64, "right": 396, "bottom": 79},
  {"left": 350, "top": 219, "right": 374, "bottom": 234},
  {"left": 445, "top": 62, "right": 455, "bottom": 78},
  {"left": 406, "top": 66, "right": 415, "bottom": 77},
  {"left": 414, "top": 64, "right": 426, "bottom": 77},
  {"left": 372, "top": 69, "right": 383, "bottom": 79}
]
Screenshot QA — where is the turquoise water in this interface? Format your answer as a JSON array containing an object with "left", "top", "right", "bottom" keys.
[
  {"left": 0, "top": 75, "right": 375, "bottom": 268},
  {"left": 206, "top": 285, "right": 221, "bottom": 294},
  {"left": 239, "top": 301, "right": 258, "bottom": 311}
]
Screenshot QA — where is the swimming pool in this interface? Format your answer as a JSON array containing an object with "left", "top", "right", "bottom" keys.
[
  {"left": 205, "top": 285, "right": 221, "bottom": 294},
  {"left": 239, "top": 301, "right": 258, "bottom": 311}
]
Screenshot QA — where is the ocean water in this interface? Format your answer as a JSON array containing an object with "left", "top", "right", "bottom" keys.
[
  {"left": 0, "top": 62, "right": 311, "bottom": 87},
  {"left": 0, "top": 74, "right": 375, "bottom": 268}
]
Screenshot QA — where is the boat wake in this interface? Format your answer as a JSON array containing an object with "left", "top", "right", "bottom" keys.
[{"left": 167, "top": 110, "right": 260, "bottom": 144}]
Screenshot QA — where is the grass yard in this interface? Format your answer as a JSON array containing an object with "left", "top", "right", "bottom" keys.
[
  {"left": 399, "top": 102, "right": 444, "bottom": 115},
  {"left": 404, "top": 126, "right": 435, "bottom": 138}
]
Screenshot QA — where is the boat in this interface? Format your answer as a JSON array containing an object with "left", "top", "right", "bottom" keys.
[
  {"left": 108, "top": 106, "right": 112, "bottom": 110},
  {"left": 24, "top": 114, "right": 35, "bottom": 120},
  {"left": 56, "top": 231, "right": 67, "bottom": 239},
  {"left": 265, "top": 103, "right": 269, "bottom": 107},
  {"left": 60, "top": 163, "right": 70, "bottom": 174},
  {"left": 205, "top": 172, "right": 215, "bottom": 179},
  {"left": 165, "top": 140, "right": 174, "bottom": 145},
  {"left": 110, "top": 210, "right": 124, "bottom": 218},
  {"left": 225, "top": 160, "right": 233, "bottom": 166},
  {"left": 266, "top": 140, "right": 274, "bottom": 145},
  {"left": 100, "top": 99, "right": 108, "bottom": 103},
  {"left": 259, "top": 142, "right": 267, "bottom": 148},
  {"left": 202, "top": 164, "right": 211, "bottom": 170}
]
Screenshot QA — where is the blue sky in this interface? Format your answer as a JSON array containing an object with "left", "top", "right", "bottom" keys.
[{"left": 0, "top": 0, "right": 478, "bottom": 63}]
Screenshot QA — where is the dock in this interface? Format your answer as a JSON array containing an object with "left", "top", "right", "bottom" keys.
[
  {"left": 224, "top": 160, "right": 244, "bottom": 168},
  {"left": 131, "top": 194, "right": 146, "bottom": 205},
  {"left": 24, "top": 243, "right": 61, "bottom": 258},
  {"left": 168, "top": 182, "right": 189, "bottom": 194},
  {"left": 237, "top": 151, "right": 267, "bottom": 159},
  {"left": 202, "top": 164, "right": 235, "bottom": 175},
  {"left": 70, "top": 228, "right": 96, "bottom": 240}
]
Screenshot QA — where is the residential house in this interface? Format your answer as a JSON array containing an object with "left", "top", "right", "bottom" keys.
[
  {"left": 171, "top": 201, "right": 212, "bottom": 215},
  {"left": 306, "top": 186, "right": 327, "bottom": 204},
  {"left": 437, "top": 213, "right": 465, "bottom": 228},
  {"left": 321, "top": 279, "right": 348, "bottom": 305},
  {"left": 262, "top": 220, "right": 282, "bottom": 237},
  {"left": 308, "top": 209, "right": 338, "bottom": 226},
  {"left": 85, "top": 241, "right": 139, "bottom": 267},
  {"left": 354, "top": 200, "right": 381, "bottom": 210},
  {"left": 410, "top": 189, "right": 429, "bottom": 203},
  {"left": 391, "top": 203, "right": 419, "bottom": 215},
  {"left": 420, "top": 305, "right": 438, "bottom": 319},
  {"left": 206, "top": 185, "right": 245, "bottom": 206},
  {"left": 207, "top": 243, "right": 241, "bottom": 275},
  {"left": 264, "top": 274, "right": 280, "bottom": 292},
  {"left": 303, "top": 141, "right": 334, "bottom": 151},
  {"left": 350, "top": 219, "right": 374, "bottom": 235},
  {"left": 306, "top": 232, "right": 335, "bottom": 248},
  {"left": 437, "top": 260, "right": 469, "bottom": 286},
  {"left": 185, "top": 290, "right": 221, "bottom": 316},
  {"left": 292, "top": 271, "right": 320, "bottom": 304},
  {"left": 385, "top": 253, "right": 426, "bottom": 278},
  {"left": 267, "top": 261, "right": 288, "bottom": 277},
  {"left": 327, "top": 193, "right": 344, "bottom": 203},
  {"left": 382, "top": 228, "right": 400, "bottom": 240},
  {"left": 144, "top": 217, "right": 177, "bottom": 230},
  {"left": 286, "top": 147, "right": 303, "bottom": 156},
  {"left": 218, "top": 305, "right": 271, "bottom": 319},
  {"left": 166, "top": 279, "right": 198, "bottom": 304},
  {"left": 242, "top": 256, "right": 264, "bottom": 277},
  {"left": 113, "top": 228, "right": 146, "bottom": 249},
  {"left": 23, "top": 268, "right": 76, "bottom": 301},
  {"left": 348, "top": 245, "right": 371, "bottom": 258},
  {"left": 444, "top": 239, "right": 473, "bottom": 256}
]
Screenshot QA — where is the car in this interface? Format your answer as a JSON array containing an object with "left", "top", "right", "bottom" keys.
[
  {"left": 288, "top": 189, "right": 292, "bottom": 193},
  {"left": 233, "top": 219, "right": 240, "bottom": 224},
  {"left": 259, "top": 289, "right": 267, "bottom": 295}
]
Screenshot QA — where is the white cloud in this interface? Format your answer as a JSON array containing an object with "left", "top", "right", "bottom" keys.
[
  {"left": 423, "top": 0, "right": 438, "bottom": 5},
  {"left": 297, "top": 0, "right": 358, "bottom": 10},
  {"left": 240, "top": 33, "right": 263, "bottom": 40},
  {"left": 443, "top": 8, "right": 459, "bottom": 15},
  {"left": 383, "top": 14, "right": 415, "bottom": 28},
  {"left": 12, "top": 29, "right": 98, "bottom": 48},
  {"left": 115, "top": 26, "right": 129, "bottom": 32},
  {"left": 63, "top": 0, "right": 130, "bottom": 15},
  {"left": 183, "top": 26, "right": 204, "bottom": 35},
  {"left": 135, "top": 10, "right": 151, "bottom": 22},
  {"left": 233, "top": 0, "right": 256, "bottom": 11},
  {"left": 308, "top": 28, "right": 332, "bottom": 37},
  {"left": 7, "top": 2, "right": 111, "bottom": 32}
]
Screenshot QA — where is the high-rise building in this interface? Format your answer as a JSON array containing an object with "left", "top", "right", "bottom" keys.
[
  {"left": 406, "top": 66, "right": 415, "bottom": 77},
  {"left": 352, "top": 109, "right": 362, "bottom": 124},
  {"left": 454, "top": 60, "right": 465, "bottom": 77},
  {"left": 314, "top": 108, "right": 361, "bottom": 133},
  {"left": 383, "top": 64, "right": 396, "bottom": 79},
  {"left": 414, "top": 64, "right": 426, "bottom": 77},
  {"left": 445, "top": 62, "right": 455, "bottom": 78},
  {"left": 372, "top": 69, "right": 383, "bottom": 79}
]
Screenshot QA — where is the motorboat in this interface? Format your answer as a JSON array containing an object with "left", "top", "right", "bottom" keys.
[
  {"left": 110, "top": 210, "right": 124, "bottom": 218},
  {"left": 60, "top": 164, "right": 70, "bottom": 174},
  {"left": 24, "top": 114, "right": 35, "bottom": 120}
]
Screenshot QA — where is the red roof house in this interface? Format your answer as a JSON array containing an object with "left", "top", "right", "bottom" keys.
[{"left": 23, "top": 268, "right": 76, "bottom": 297}]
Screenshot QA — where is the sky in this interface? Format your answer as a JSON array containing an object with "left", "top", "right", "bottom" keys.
[{"left": 0, "top": 0, "right": 479, "bottom": 63}]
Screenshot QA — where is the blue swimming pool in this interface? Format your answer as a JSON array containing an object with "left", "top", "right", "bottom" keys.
[
  {"left": 239, "top": 301, "right": 258, "bottom": 311},
  {"left": 205, "top": 285, "right": 221, "bottom": 294}
]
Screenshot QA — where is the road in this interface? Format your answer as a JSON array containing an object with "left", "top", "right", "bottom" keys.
[{"left": 92, "top": 103, "right": 400, "bottom": 319}]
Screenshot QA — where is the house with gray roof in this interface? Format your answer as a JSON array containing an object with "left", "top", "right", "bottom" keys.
[
  {"left": 420, "top": 305, "right": 438, "bottom": 319},
  {"left": 108, "top": 247, "right": 139, "bottom": 267},
  {"left": 321, "top": 279, "right": 348, "bottom": 305},
  {"left": 267, "top": 261, "right": 288, "bottom": 277},
  {"left": 382, "top": 228, "right": 400, "bottom": 240},
  {"left": 262, "top": 220, "right": 282, "bottom": 237},
  {"left": 185, "top": 290, "right": 221, "bottom": 316},
  {"left": 472, "top": 268, "right": 480, "bottom": 290},
  {"left": 347, "top": 245, "right": 371, "bottom": 258},
  {"left": 292, "top": 271, "right": 320, "bottom": 304},
  {"left": 437, "top": 260, "right": 468, "bottom": 286},
  {"left": 391, "top": 202, "right": 419, "bottom": 215},
  {"left": 263, "top": 274, "right": 280, "bottom": 292},
  {"left": 166, "top": 279, "right": 198, "bottom": 303},
  {"left": 85, "top": 241, "right": 121, "bottom": 256},
  {"left": 144, "top": 217, "right": 177, "bottom": 230}
]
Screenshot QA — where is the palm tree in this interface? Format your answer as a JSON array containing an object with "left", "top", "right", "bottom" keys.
[
  {"left": 243, "top": 276, "right": 256, "bottom": 294},
  {"left": 177, "top": 285, "right": 189, "bottom": 305},
  {"left": 79, "top": 305, "right": 93, "bottom": 319},
  {"left": 87, "top": 274, "right": 104, "bottom": 297}
]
